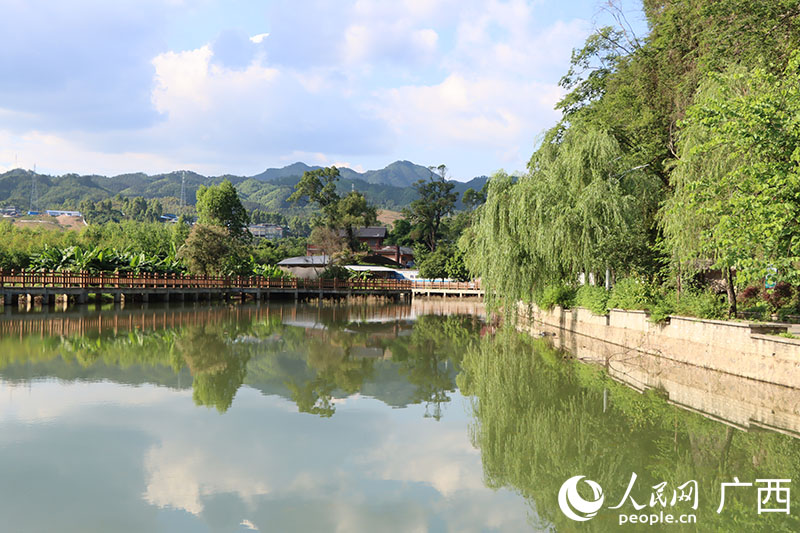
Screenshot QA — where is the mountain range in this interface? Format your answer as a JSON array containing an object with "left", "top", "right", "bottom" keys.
[{"left": 0, "top": 161, "right": 488, "bottom": 213}]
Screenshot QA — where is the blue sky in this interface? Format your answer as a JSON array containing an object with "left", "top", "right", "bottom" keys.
[{"left": 0, "top": 0, "right": 647, "bottom": 181}]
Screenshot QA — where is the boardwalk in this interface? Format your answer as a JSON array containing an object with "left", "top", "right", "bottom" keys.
[{"left": 0, "top": 270, "right": 482, "bottom": 308}]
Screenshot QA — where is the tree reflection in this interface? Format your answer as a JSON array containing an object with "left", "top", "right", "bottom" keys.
[
  {"left": 459, "top": 328, "right": 800, "bottom": 532},
  {"left": 388, "top": 314, "right": 479, "bottom": 419},
  {"left": 176, "top": 328, "right": 250, "bottom": 413},
  {"left": 0, "top": 307, "right": 481, "bottom": 419}
]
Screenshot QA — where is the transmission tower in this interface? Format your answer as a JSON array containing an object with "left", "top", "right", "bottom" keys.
[
  {"left": 180, "top": 171, "right": 187, "bottom": 210},
  {"left": 30, "top": 167, "right": 39, "bottom": 213}
]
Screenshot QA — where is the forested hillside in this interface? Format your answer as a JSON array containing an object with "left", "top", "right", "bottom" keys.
[
  {"left": 467, "top": 0, "right": 800, "bottom": 318},
  {"left": 0, "top": 161, "right": 487, "bottom": 213}
]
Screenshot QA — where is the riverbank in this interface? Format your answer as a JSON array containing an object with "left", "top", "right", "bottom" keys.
[{"left": 517, "top": 303, "right": 800, "bottom": 389}]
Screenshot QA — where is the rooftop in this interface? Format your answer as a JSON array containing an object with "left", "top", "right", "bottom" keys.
[
  {"left": 277, "top": 255, "right": 330, "bottom": 267},
  {"left": 338, "top": 227, "right": 388, "bottom": 239}
]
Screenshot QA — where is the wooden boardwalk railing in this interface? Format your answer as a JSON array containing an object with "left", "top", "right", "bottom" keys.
[{"left": 0, "top": 270, "right": 482, "bottom": 293}]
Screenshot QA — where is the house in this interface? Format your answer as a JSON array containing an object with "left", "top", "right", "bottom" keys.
[
  {"left": 307, "top": 226, "right": 388, "bottom": 255},
  {"left": 277, "top": 255, "right": 330, "bottom": 278},
  {"left": 45, "top": 210, "right": 82, "bottom": 217},
  {"left": 249, "top": 224, "right": 284, "bottom": 240},
  {"left": 372, "top": 245, "right": 414, "bottom": 268},
  {"left": 348, "top": 227, "right": 387, "bottom": 249}
]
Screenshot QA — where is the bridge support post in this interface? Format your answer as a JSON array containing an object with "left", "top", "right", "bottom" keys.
[
  {"left": 77, "top": 292, "right": 88, "bottom": 305},
  {"left": 142, "top": 293, "right": 149, "bottom": 304},
  {"left": 113, "top": 292, "right": 121, "bottom": 304}
]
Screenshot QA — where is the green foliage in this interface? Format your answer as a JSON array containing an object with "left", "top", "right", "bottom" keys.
[
  {"left": 196, "top": 179, "right": 250, "bottom": 239},
  {"left": 289, "top": 167, "right": 377, "bottom": 250},
  {"left": 403, "top": 165, "right": 457, "bottom": 251},
  {"left": 385, "top": 218, "right": 414, "bottom": 246},
  {"left": 336, "top": 191, "right": 378, "bottom": 248},
  {"left": 251, "top": 263, "right": 293, "bottom": 279},
  {"left": 416, "top": 243, "right": 468, "bottom": 281},
  {"left": 535, "top": 283, "right": 576, "bottom": 311},
  {"left": 607, "top": 277, "right": 652, "bottom": 310},
  {"left": 675, "top": 290, "right": 728, "bottom": 321},
  {"left": 444, "top": 246, "right": 469, "bottom": 281},
  {"left": 319, "top": 265, "right": 352, "bottom": 280},
  {"left": 662, "top": 56, "right": 800, "bottom": 289},
  {"left": 178, "top": 223, "right": 249, "bottom": 276},
  {"left": 461, "top": 185, "right": 487, "bottom": 210},
  {"left": 29, "top": 244, "right": 183, "bottom": 274},
  {"left": 417, "top": 246, "right": 449, "bottom": 279},
  {"left": 252, "top": 237, "right": 307, "bottom": 265},
  {"left": 468, "top": 2, "right": 800, "bottom": 315},
  {"left": 81, "top": 221, "right": 175, "bottom": 257},
  {"left": 249, "top": 209, "right": 287, "bottom": 225},
  {"left": 468, "top": 124, "right": 661, "bottom": 311},
  {"left": 575, "top": 284, "right": 609, "bottom": 315}
]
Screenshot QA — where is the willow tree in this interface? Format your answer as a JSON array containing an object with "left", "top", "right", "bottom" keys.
[
  {"left": 662, "top": 55, "right": 800, "bottom": 314},
  {"left": 465, "top": 123, "right": 661, "bottom": 310}
]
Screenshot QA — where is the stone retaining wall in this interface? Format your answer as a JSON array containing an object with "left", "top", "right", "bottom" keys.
[{"left": 518, "top": 303, "right": 800, "bottom": 389}]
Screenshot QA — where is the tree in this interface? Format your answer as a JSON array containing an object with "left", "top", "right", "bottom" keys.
[
  {"left": 462, "top": 186, "right": 486, "bottom": 210},
  {"left": 336, "top": 191, "right": 377, "bottom": 249},
  {"left": 288, "top": 167, "right": 342, "bottom": 224},
  {"left": 662, "top": 55, "right": 800, "bottom": 315},
  {"left": 289, "top": 167, "right": 377, "bottom": 250},
  {"left": 178, "top": 224, "right": 247, "bottom": 275},
  {"left": 195, "top": 180, "right": 249, "bottom": 239},
  {"left": 404, "top": 165, "right": 457, "bottom": 251},
  {"left": 308, "top": 226, "right": 347, "bottom": 259},
  {"left": 467, "top": 124, "right": 661, "bottom": 309},
  {"left": 385, "top": 218, "right": 414, "bottom": 247}
]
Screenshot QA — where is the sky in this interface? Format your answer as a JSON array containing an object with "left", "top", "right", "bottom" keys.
[{"left": 0, "top": 0, "right": 647, "bottom": 181}]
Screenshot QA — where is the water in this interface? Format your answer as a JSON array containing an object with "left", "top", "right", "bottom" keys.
[{"left": 0, "top": 301, "right": 798, "bottom": 532}]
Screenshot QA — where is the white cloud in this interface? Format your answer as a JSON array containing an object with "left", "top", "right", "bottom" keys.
[
  {"left": 375, "top": 74, "right": 563, "bottom": 168},
  {"left": 0, "top": 0, "right": 606, "bottom": 178}
]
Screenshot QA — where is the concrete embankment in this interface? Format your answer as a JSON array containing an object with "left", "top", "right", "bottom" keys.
[{"left": 518, "top": 303, "right": 800, "bottom": 390}]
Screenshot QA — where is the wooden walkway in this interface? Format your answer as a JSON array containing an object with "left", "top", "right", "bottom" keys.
[{"left": 0, "top": 271, "right": 483, "bottom": 308}]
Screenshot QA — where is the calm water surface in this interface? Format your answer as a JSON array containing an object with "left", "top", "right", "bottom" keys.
[{"left": 0, "top": 300, "right": 798, "bottom": 532}]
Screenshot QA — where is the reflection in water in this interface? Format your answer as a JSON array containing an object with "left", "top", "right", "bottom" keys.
[
  {"left": 459, "top": 328, "right": 800, "bottom": 532},
  {"left": 0, "top": 301, "right": 480, "bottom": 416},
  {"left": 1, "top": 301, "right": 798, "bottom": 532}
]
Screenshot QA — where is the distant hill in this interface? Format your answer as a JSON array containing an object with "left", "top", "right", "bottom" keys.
[
  {"left": 252, "top": 160, "right": 432, "bottom": 188},
  {"left": 250, "top": 162, "right": 321, "bottom": 182},
  {"left": 0, "top": 162, "right": 491, "bottom": 214}
]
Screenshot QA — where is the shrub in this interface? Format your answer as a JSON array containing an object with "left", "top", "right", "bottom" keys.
[
  {"left": 536, "top": 284, "right": 576, "bottom": 310},
  {"left": 319, "top": 265, "right": 351, "bottom": 279},
  {"left": 739, "top": 285, "right": 760, "bottom": 301},
  {"left": 674, "top": 290, "right": 727, "bottom": 320},
  {"left": 252, "top": 263, "right": 293, "bottom": 279},
  {"left": 575, "top": 284, "right": 609, "bottom": 315},
  {"left": 763, "top": 282, "right": 794, "bottom": 314},
  {"left": 647, "top": 299, "right": 674, "bottom": 324},
  {"left": 607, "top": 277, "right": 652, "bottom": 310}
]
